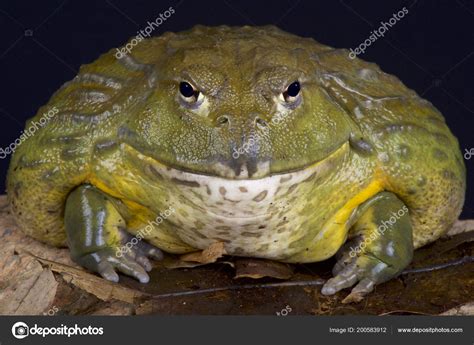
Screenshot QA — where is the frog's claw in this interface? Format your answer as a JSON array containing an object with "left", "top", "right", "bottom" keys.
[
  {"left": 322, "top": 251, "right": 390, "bottom": 295},
  {"left": 321, "top": 192, "right": 414, "bottom": 297},
  {"left": 77, "top": 248, "right": 151, "bottom": 283},
  {"left": 64, "top": 184, "right": 164, "bottom": 284},
  {"left": 128, "top": 232, "right": 164, "bottom": 262}
]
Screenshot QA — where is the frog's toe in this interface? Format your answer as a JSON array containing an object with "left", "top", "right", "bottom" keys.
[
  {"left": 331, "top": 237, "right": 363, "bottom": 275},
  {"left": 350, "top": 278, "right": 376, "bottom": 295},
  {"left": 321, "top": 262, "right": 359, "bottom": 295},
  {"left": 96, "top": 260, "right": 119, "bottom": 283},
  {"left": 135, "top": 254, "right": 152, "bottom": 272},
  {"left": 111, "top": 253, "right": 150, "bottom": 283},
  {"left": 75, "top": 248, "right": 150, "bottom": 283},
  {"left": 136, "top": 240, "right": 164, "bottom": 261},
  {"left": 321, "top": 255, "right": 387, "bottom": 296},
  {"left": 119, "top": 228, "right": 164, "bottom": 262}
]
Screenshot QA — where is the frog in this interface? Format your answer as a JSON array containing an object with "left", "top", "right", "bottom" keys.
[{"left": 7, "top": 25, "right": 465, "bottom": 296}]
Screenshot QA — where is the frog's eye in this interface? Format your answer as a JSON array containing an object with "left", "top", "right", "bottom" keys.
[
  {"left": 179, "top": 81, "right": 200, "bottom": 103},
  {"left": 281, "top": 81, "right": 301, "bottom": 103}
]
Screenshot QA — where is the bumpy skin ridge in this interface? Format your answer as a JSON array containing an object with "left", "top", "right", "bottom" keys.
[
  {"left": 313, "top": 52, "right": 465, "bottom": 247},
  {"left": 7, "top": 42, "right": 156, "bottom": 245},
  {"left": 7, "top": 25, "right": 465, "bottom": 255}
]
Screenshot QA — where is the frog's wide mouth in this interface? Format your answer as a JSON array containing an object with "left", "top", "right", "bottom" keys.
[
  {"left": 119, "top": 141, "right": 350, "bottom": 219},
  {"left": 125, "top": 141, "right": 350, "bottom": 181}
]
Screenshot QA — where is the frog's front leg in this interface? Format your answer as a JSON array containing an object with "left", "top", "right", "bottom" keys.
[
  {"left": 322, "top": 192, "right": 413, "bottom": 296},
  {"left": 64, "top": 184, "right": 163, "bottom": 283}
]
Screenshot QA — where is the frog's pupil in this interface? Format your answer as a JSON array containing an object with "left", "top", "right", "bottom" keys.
[
  {"left": 180, "top": 82, "right": 195, "bottom": 97},
  {"left": 286, "top": 81, "right": 300, "bottom": 97}
]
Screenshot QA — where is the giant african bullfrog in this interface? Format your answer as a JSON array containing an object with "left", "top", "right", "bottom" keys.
[{"left": 7, "top": 25, "right": 465, "bottom": 296}]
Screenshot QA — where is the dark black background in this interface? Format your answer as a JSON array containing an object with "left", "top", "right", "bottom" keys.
[{"left": 0, "top": 0, "right": 473, "bottom": 217}]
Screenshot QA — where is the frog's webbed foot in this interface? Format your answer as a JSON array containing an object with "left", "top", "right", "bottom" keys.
[
  {"left": 321, "top": 192, "right": 414, "bottom": 297},
  {"left": 77, "top": 231, "right": 164, "bottom": 284},
  {"left": 321, "top": 239, "right": 399, "bottom": 296},
  {"left": 117, "top": 228, "right": 164, "bottom": 271},
  {"left": 77, "top": 248, "right": 148, "bottom": 283},
  {"left": 64, "top": 184, "right": 164, "bottom": 284}
]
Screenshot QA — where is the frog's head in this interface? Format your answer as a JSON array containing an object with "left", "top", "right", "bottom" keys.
[{"left": 124, "top": 26, "right": 354, "bottom": 179}]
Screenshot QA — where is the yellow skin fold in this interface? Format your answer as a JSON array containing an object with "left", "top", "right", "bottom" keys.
[{"left": 7, "top": 26, "right": 465, "bottom": 294}]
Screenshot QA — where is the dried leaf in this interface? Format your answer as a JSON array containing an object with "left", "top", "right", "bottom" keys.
[
  {"left": 234, "top": 258, "right": 293, "bottom": 280},
  {"left": 0, "top": 247, "right": 58, "bottom": 315},
  {"left": 29, "top": 253, "right": 148, "bottom": 304},
  {"left": 160, "top": 256, "right": 211, "bottom": 269},
  {"left": 441, "top": 302, "right": 474, "bottom": 315},
  {"left": 341, "top": 291, "right": 365, "bottom": 304},
  {"left": 180, "top": 242, "right": 227, "bottom": 264},
  {"left": 89, "top": 301, "right": 134, "bottom": 315},
  {"left": 161, "top": 256, "right": 235, "bottom": 269},
  {"left": 379, "top": 310, "right": 432, "bottom": 315},
  {"left": 446, "top": 219, "right": 474, "bottom": 236}
]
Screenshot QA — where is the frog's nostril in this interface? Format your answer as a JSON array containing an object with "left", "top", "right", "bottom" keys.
[{"left": 216, "top": 115, "right": 230, "bottom": 127}]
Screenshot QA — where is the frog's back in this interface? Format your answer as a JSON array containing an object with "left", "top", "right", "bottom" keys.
[{"left": 313, "top": 50, "right": 465, "bottom": 247}]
